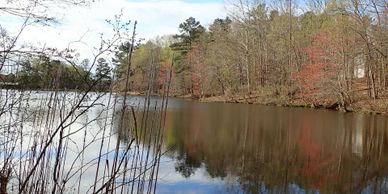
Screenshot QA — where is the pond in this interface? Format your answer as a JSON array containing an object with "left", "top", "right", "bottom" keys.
[
  {"left": 1, "top": 90, "right": 387, "bottom": 194},
  {"left": 154, "top": 97, "right": 388, "bottom": 194}
]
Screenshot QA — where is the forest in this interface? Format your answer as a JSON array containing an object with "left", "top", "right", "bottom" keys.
[
  {"left": 1, "top": 0, "right": 388, "bottom": 193},
  {"left": 112, "top": 0, "right": 388, "bottom": 113},
  {"left": 1, "top": 0, "right": 388, "bottom": 113}
]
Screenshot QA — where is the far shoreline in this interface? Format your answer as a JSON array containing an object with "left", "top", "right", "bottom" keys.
[{"left": 122, "top": 91, "right": 388, "bottom": 116}]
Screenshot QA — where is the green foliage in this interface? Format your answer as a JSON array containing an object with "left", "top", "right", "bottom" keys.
[
  {"left": 94, "top": 58, "right": 112, "bottom": 91},
  {"left": 15, "top": 55, "right": 94, "bottom": 91},
  {"left": 175, "top": 17, "right": 205, "bottom": 46},
  {"left": 113, "top": 37, "right": 175, "bottom": 93},
  {"left": 170, "top": 17, "right": 205, "bottom": 56},
  {"left": 112, "top": 42, "right": 132, "bottom": 79},
  {"left": 95, "top": 58, "right": 111, "bottom": 80}
]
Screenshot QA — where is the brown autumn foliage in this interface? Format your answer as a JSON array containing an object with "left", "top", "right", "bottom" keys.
[{"left": 113, "top": 0, "right": 387, "bottom": 112}]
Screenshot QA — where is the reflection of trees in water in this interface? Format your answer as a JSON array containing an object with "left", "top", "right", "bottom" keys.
[
  {"left": 164, "top": 104, "right": 388, "bottom": 193},
  {"left": 174, "top": 152, "right": 201, "bottom": 178},
  {"left": 113, "top": 105, "right": 135, "bottom": 144},
  {"left": 113, "top": 103, "right": 168, "bottom": 153},
  {"left": 111, "top": 95, "right": 169, "bottom": 193}
]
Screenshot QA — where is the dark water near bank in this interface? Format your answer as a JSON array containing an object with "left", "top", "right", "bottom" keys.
[{"left": 2, "top": 91, "right": 388, "bottom": 194}]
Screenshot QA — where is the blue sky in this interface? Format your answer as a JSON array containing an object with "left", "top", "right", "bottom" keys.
[{"left": 1, "top": 0, "right": 226, "bottom": 59}]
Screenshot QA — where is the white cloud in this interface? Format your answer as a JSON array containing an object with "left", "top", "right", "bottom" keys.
[{"left": 1, "top": 0, "right": 226, "bottom": 59}]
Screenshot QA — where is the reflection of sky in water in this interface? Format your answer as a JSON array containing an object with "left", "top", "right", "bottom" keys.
[
  {"left": 2, "top": 90, "right": 388, "bottom": 193},
  {"left": 362, "top": 178, "right": 388, "bottom": 194}
]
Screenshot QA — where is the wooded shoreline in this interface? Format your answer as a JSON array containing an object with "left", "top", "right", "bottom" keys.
[
  {"left": 199, "top": 94, "right": 388, "bottom": 115},
  {"left": 122, "top": 91, "right": 388, "bottom": 115}
]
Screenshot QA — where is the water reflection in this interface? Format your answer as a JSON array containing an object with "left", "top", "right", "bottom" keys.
[
  {"left": 1, "top": 91, "right": 167, "bottom": 194},
  {"left": 117, "top": 99, "right": 388, "bottom": 193}
]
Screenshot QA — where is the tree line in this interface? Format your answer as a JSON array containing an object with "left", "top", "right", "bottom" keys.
[
  {"left": 1, "top": 55, "right": 112, "bottom": 91},
  {"left": 114, "top": 0, "right": 388, "bottom": 109},
  {"left": 2, "top": 0, "right": 387, "bottom": 109}
]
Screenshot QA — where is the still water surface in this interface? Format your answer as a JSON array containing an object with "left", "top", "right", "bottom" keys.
[
  {"left": 122, "top": 96, "right": 388, "bottom": 194},
  {"left": 2, "top": 91, "right": 388, "bottom": 194}
]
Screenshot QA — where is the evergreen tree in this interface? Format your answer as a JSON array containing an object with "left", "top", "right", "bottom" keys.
[
  {"left": 95, "top": 58, "right": 111, "bottom": 81},
  {"left": 95, "top": 58, "right": 112, "bottom": 91}
]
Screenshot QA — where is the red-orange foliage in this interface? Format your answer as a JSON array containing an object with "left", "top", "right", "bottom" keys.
[
  {"left": 297, "top": 116, "right": 340, "bottom": 190},
  {"left": 297, "top": 32, "right": 338, "bottom": 100},
  {"left": 156, "top": 60, "right": 175, "bottom": 92},
  {"left": 186, "top": 44, "right": 204, "bottom": 98}
]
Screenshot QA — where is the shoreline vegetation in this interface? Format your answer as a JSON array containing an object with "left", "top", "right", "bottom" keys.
[
  {"left": 1, "top": 1, "right": 387, "bottom": 117},
  {"left": 0, "top": 0, "right": 387, "bottom": 193},
  {"left": 122, "top": 91, "right": 388, "bottom": 115},
  {"left": 199, "top": 93, "right": 388, "bottom": 115},
  {"left": 109, "top": 1, "right": 387, "bottom": 117}
]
